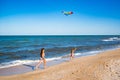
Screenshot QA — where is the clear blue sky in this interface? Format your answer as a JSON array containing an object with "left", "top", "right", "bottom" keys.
[{"left": 0, "top": 0, "right": 120, "bottom": 35}]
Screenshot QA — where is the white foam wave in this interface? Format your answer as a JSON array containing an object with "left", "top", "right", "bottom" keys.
[
  {"left": 77, "top": 50, "right": 103, "bottom": 57},
  {"left": 75, "top": 53, "right": 82, "bottom": 56},
  {"left": 102, "top": 37, "right": 120, "bottom": 41},
  {"left": 0, "top": 60, "right": 38, "bottom": 69},
  {"left": 46, "top": 57, "right": 62, "bottom": 61},
  {"left": 0, "top": 57, "right": 62, "bottom": 69},
  {"left": 85, "top": 50, "right": 102, "bottom": 55}
]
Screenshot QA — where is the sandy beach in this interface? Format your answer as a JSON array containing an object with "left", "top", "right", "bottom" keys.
[{"left": 0, "top": 49, "right": 120, "bottom": 80}]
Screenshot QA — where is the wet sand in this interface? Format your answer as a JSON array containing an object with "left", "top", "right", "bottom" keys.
[{"left": 0, "top": 49, "right": 120, "bottom": 80}]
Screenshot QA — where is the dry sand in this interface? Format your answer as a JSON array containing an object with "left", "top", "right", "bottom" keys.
[{"left": 0, "top": 49, "right": 120, "bottom": 80}]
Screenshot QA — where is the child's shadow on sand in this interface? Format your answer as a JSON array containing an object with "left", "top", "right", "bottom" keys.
[{"left": 23, "top": 64, "right": 34, "bottom": 70}]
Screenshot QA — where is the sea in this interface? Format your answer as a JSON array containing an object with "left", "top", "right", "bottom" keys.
[{"left": 0, "top": 35, "right": 120, "bottom": 69}]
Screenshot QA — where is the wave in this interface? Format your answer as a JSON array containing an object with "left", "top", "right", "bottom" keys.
[
  {"left": 102, "top": 37, "right": 120, "bottom": 41},
  {"left": 0, "top": 57, "right": 63, "bottom": 69},
  {"left": 75, "top": 53, "right": 82, "bottom": 56},
  {"left": 0, "top": 60, "right": 37, "bottom": 69}
]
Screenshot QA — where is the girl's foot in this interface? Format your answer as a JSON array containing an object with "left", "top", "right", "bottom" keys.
[{"left": 34, "top": 66, "right": 38, "bottom": 70}]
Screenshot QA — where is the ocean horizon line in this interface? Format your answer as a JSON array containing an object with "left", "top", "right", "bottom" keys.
[{"left": 0, "top": 34, "right": 120, "bottom": 36}]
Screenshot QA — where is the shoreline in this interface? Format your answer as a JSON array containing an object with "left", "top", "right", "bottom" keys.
[
  {"left": 0, "top": 47, "right": 119, "bottom": 76},
  {"left": 0, "top": 48, "right": 120, "bottom": 80},
  {"left": 0, "top": 47, "right": 119, "bottom": 69}
]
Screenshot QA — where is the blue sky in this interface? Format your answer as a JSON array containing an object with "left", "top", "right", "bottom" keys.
[{"left": 0, "top": 0, "right": 120, "bottom": 35}]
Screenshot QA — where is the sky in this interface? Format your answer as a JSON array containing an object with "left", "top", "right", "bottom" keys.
[{"left": 0, "top": 0, "right": 120, "bottom": 35}]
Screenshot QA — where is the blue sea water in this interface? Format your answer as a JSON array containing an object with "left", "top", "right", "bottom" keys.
[{"left": 0, "top": 35, "right": 120, "bottom": 68}]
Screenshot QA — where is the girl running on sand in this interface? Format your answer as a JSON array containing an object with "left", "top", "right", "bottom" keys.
[
  {"left": 35, "top": 48, "right": 46, "bottom": 69},
  {"left": 70, "top": 48, "right": 77, "bottom": 60}
]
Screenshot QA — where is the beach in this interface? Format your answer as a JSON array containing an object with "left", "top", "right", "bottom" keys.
[
  {"left": 0, "top": 0, "right": 120, "bottom": 79},
  {"left": 0, "top": 48, "right": 120, "bottom": 80}
]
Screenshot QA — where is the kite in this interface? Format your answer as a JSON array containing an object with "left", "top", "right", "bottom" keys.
[{"left": 62, "top": 11, "right": 73, "bottom": 16}]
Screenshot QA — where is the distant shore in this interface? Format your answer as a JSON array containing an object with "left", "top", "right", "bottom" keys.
[{"left": 0, "top": 48, "right": 120, "bottom": 80}]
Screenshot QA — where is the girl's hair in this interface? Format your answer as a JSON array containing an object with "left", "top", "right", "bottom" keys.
[
  {"left": 41, "top": 48, "right": 44, "bottom": 53},
  {"left": 71, "top": 48, "right": 76, "bottom": 53},
  {"left": 40, "top": 48, "right": 45, "bottom": 57}
]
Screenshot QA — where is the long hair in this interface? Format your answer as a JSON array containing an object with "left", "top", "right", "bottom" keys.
[
  {"left": 71, "top": 48, "right": 76, "bottom": 53},
  {"left": 40, "top": 48, "right": 44, "bottom": 57}
]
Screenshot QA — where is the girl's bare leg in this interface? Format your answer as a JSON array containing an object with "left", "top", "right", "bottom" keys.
[
  {"left": 72, "top": 55, "right": 74, "bottom": 59},
  {"left": 70, "top": 56, "right": 72, "bottom": 61},
  {"left": 70, "top": 55, "right": 74, "bottom": 61},
  {"left": 35, "top": 60, "right": 42, "bottom": 69},
  {"left": 43, "top": 58, "right": 46, "bottom": 69}
]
